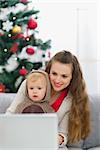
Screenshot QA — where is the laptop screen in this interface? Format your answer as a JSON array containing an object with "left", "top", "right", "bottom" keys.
[{"left": 0, "top": 113, "right": 58, "bottom": 150}]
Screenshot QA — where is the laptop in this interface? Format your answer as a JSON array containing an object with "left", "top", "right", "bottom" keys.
[{"left": 0, "top": 113, "right": 58, "bottom": 150}]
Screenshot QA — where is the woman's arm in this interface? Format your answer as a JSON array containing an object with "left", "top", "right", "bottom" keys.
[
  {"left": 58, "top": 112, "right": 69, "bottom": 147},
  {"left": 58, "top": 95, "right": 72, "bottom": 147},
  {"left": 6, "top": 80, "right": 26, "bottom": 114}
]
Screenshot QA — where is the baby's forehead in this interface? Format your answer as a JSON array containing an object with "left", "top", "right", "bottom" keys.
[{"left": 27, "top": 72, "right": 47, "bottom": 82}]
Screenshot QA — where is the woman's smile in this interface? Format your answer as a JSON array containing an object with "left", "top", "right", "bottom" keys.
[{"left": 53, "top": 82, "right": 63, "bottom": 88}]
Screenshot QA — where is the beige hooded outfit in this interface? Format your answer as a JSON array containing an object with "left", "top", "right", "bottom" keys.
[{"left": 15, "top": 70, "right": 54, "bottom": 113}]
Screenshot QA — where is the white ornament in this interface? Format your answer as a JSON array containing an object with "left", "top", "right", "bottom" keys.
[
  {"left": 0, "top": 8, "right": 9, "bottom": 20},
  {"left": 0, "top": 13, "right": 7, "bottom": 21},
  {"left": 5, "top": 55, "right": 18, "bottom": 72},
  {"left": 3, "top": 20, "right": 13, "bottom": 32},
  {"left": 14, "top": 3, "right": 26, "bottom": 13},
  {"left": 0, "top": 66, "right": 4, "bottom": 73},
  {"left": 15, "top": 76, "right": 23, "bottom": 88}
]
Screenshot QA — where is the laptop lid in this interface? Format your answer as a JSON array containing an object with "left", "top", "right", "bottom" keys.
[{"left": 0, "top": 113, "right": 58, "bottom": 150}]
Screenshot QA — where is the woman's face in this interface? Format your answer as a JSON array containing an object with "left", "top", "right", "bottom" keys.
[{"left": 49, "top": 61, "right": 72, "bottom": 92}]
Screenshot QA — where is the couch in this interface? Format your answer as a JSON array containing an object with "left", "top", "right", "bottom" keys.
[{"left": 0, "top": 93, "right": 100, "bottom": 150}]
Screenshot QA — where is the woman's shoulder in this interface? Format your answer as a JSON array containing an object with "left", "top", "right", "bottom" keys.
[
  {"left": 57, "top": 92, "right": 72, "bottom": 120},
  {"left": 63, "top": 92, "right": 72, "bottom": 110},
  {"left": 65, "top": 92, "right": 72, "bottom": 102},
  {"left": 58, "top": 92, "right": 72, "bottom": 114}
]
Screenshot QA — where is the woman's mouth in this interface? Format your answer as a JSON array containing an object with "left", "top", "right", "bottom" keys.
[{"left": 53, "top": 82, "right": 62, "bottom": 88}]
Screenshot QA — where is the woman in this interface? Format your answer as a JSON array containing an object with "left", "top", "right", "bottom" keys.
[{"left": 6, "top": 50, "right": 91, "bottom": 149}]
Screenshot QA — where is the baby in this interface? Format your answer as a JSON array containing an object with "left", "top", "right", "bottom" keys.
[{"left": 15, "top": 70, "right": 54, "bottom": 113}]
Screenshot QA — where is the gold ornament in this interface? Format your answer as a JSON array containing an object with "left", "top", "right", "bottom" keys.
[{"left": 12, "top": 25, "right": 21, "bottom": 33}]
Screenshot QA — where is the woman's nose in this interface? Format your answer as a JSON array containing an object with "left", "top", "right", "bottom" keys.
[{"left": 55, "top": 76, "right": 61, "bottom": 82}]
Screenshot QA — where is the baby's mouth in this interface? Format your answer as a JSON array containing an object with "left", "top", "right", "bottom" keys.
[{"left": 33, "top": 95, "right": 38, "bottom": 97}]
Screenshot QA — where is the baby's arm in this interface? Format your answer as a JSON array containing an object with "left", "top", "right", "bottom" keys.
[{"left": 6, "top": 80, "right": 26, "bottom": 114}]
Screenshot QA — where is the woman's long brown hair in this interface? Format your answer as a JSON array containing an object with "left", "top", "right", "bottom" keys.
[{"left": 45, "top": 50, "right": 91, "bottom": 144}]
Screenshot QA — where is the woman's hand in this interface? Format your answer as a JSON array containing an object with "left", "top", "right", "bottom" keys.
[{"left": 58, "top": 134, "right": 64, "bottom": 145}]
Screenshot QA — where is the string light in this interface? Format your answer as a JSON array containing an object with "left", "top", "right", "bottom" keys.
[
  {"left": 26, "top": 37, "right": 30, "bottom": 41},
  {"left": 4, "top": 48, "right": 8, "bottom": 52},
  {"left": 13, "top": 16, "right": 16, "bottom": 20},
  {"left": 8, "top": 34, "right": 11, "bottom": 37}
]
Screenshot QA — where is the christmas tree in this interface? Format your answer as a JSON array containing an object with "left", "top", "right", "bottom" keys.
[{"left": 0, "top": 0, "right": 51, "bottom": 93}]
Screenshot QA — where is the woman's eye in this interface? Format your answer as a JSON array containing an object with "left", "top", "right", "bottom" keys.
[{"left": 62, "top": 75, "right": 67, "bottom": 78}]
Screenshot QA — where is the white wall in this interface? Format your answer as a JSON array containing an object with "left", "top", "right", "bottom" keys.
[{"left": 29, "top": 0, "right": 100, "bottom": 95}]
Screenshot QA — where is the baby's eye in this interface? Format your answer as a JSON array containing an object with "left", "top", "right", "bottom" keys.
[
  {"left": 52, "top": 72, "right": 57, "bottom": 76},
  {"left": 38, "top": 87, "right": 42, "bottom": 90}
]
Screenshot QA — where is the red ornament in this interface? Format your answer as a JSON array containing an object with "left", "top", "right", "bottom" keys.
[
  {"left": 19, "top": 68, "right": 28, "bottom": 76},
  {"left": 20, "top": 0, "right": 28, "bottom": 3},
  {"left": 10, "top": 43, "right": 18, "bottom": 53},
  {"left": 0, "top": 32, "right": 3, "bottom": 36},
  {"left": 26, "top": 47, "right": 35, "bottom": 55},
  {"left": 0, "top": 83, "right": 6, "bottom": 93},
  {"left": 12, "top": 33, "right": 25, "bottom": 40},
  {"left": 27, "top": 18, "right": 37, "bottom": 30}
]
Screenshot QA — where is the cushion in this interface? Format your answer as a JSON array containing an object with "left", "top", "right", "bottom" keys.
[
  {"left": 83, "top": 95, "right": 100, "bottom": 149},
  {"left": 67, "top": 140, "right": 83, "bottom": 149},
  {"left": 88, "top": 147, "right": 100, "bottom": 150},
  {"left": 68, "top": 148, "right": 83, "bottom": 150},
  {"left": 0, "top": 93, "right": 15, "bottom": 113}
]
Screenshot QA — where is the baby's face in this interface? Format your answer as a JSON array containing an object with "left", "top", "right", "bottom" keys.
[{"left": 27, "top": 77, "right": 47, "bottom": 102}]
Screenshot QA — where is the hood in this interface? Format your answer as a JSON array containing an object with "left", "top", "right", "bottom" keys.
[{"left": 25, "top": 69, "right": 51, "bottom": 103}]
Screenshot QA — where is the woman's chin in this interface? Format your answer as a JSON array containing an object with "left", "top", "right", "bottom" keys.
[{"left": 53, "top": 86, "right": 63, "bottom": 92}]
